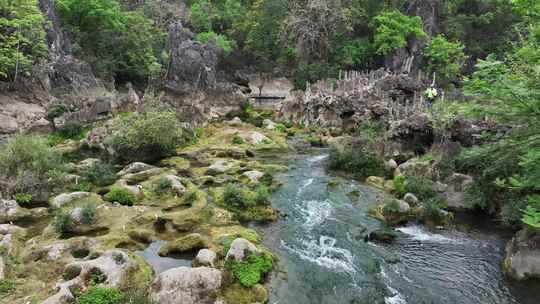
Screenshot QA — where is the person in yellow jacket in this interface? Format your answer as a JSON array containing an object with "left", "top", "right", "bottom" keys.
[{"left": 424, "top": 85, "right": 438, "bottom": 108}]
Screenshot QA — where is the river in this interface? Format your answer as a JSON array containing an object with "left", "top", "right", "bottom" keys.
[{"left": 262, "top": 152, "right": 540, "bottom": 304}]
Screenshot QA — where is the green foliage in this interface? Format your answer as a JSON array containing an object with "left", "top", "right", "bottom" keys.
[
  {"left": 356, "top": 120, "right": 384, "bottom": 142},
  {"left": 522, "top": 195, "right": 540, "bottom": 230},
  {"left": 423, "top": 197, "right": 449, "bottom": 222},
  {"left": 403, "top": 176, "right": 438, "bottom": 201},
  {"left": 14, "top": 192, "right": 32, "bottom": 205},
  {"left": 223, "top": 183, "right": 250, "bottom": 208},
  {"left": 155, "top": 177, "right": 172, "bottom": 194},
  {"left": 75, "top": 287, "right": 125, "bottom": 304},
  {"left": 0, "top": 135, "right": 64, "bottom": 194},
  {"left": 328, "top": 148, "right": 386, "bottom": 179},
  {"left": 382, "top": 199, "right": 401, "bottom": 214},
  {"left": 254, "top": 185, "right": 270, "bottom": 205},
  {"left": 81, "top": 203, "right": 96, "bottom": 225},
  {"left": 0, "top": 279, "right": 15, "bottom": 295},
  {"left": 57, "top": 0, "right": 164, "bottom": 83},
  {"left": 393, "top": 175, "right": 406, "bottom": 196},
  {"left": 228, "top": 253, "right": 273, "bottom": 287},
  {"left": 83, "top": 162, "right": 117, "bottom": 187},
  {"left": 232, "top": 134, "right": 245, "bottom": 145},
  {"left": 53, "top": 209, "right": 73, "bottom": 234},
  {"left": 333, "top": 38, "right": 377, "bottom": 70},
  {"left": 372, "top": 9, "right": 427, "bottom": 55},
  {"left": 195, "top": 31, "right": 236, "bottom": 56},
  {"left": 68, "top": 181, "right": 92, "bottom": 192},
  {"left": 190, "top": 0, "right": 214, "bottom": 32},
  {"left": 106, "top": 111, "right": 183, "bottom": 163},
  {"left": 105, "top": 187, "right": 136, "bottom": 206},
  {"left": 47, "top": 103, "right": 68, "bottom": 121},
  {"left": 0, "top": 0, "right": 47, "bottom": 79},
  {"left": 424, "top": 35, "right": 467, "bottom": 82}
]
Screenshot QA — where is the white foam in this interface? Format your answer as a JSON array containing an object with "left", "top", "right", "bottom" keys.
[
  {"left": 298, "top": 199, "right": 332, "bottom": 228},
  {"left": 396, "top": 225, "right": 457, "bottom": 244},
  {"left": 385, "top": 293, "right": 407, "bottom": 304},
  {"left": 282, "top": 236, "right": 356, "bottom": 274},
  {"left": 308, "top": 154, "right": 329, "bottom": 163},
  {"left": 298, "top": 178, "right": 314, "bottom": 194}
]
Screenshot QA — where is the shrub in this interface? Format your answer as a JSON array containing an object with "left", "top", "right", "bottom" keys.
[
  {"left": 356, "top": 120, "right": 384, "bottom": 142},
  {"left": 68, "top": 181, "right": 92, "bottom": 192},
  {"left": 393, "top": 175, "right": 406, "bottom": 197},
  {"left": 0, "top": 135, "right": 64, "bottom": 194},
  {"left": 75, "top": 287, "right": 125, "bottom": 304},
  {"left": 328, "top": 148, "right": 385, "bottom": 179},
  {"left": 372, "top": 9, "right": 427, "bottom": 56},
  {"left": 254, "top": 185, "right": 270, "bottom": 205},
  {"left": 106, "top": 111, "right": 183, "bottom": 163},
  {"left": 83, "top": 162, "right": 117, "bottom": 186},
  {"left": 223, "top": 184, "right": 245, "bottom": 208},
  {"left": 403, "top": 176, "right": 438, "bottom": 201},
  {"left": 232, "top": 134, "right": 245, "bottom": 145},
  {"left": 227, "top": 253, "right": 273, "bottom": 287},
  {"left": 307, "top": 135, "right": 324, "bottom": 147},
  {"left": 155, "top": 177, "right": 172, "bottom": 194},
  {"left": 53, "top": 209, "right": 73, "bottom": 234},
  {"left": 14, "top": 193, "right": 32, "bottom": 205},
  {"left": 423, "top": 197, "right": 449, "bottom": 222},
  {"left": 47, "top": 103, "right": 68, "bottom": 121},
  {"left": 424, "top": 35, "right": 467, "bottom": 82},
  {"left": 195, "top": 31, "right": 236, "bottom": 56},
  {"left": 382, "top": 199, "right": 401, "bottom": 214},
  {"left": 104, "top": 187, "right": 137, "bottom": 206},
  {"left": 81, "top": 203, "right": 96, "bottom": 225},
  {"left": 59, "top": 121, "right": 85, "bottom": 139}
]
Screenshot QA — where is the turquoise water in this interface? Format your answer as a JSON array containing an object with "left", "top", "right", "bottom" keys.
[{"left": 263, "top": 153, "right": 540, "bottom": 304}]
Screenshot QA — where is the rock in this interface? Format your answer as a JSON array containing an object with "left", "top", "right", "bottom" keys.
[
  {"left": 365, "top": 176, "right": 385, "bottom": 189},
  {"left": 50, "top": 192, "right": 90, "bottom": 208},
  {"left": 396, "top": 200, "right": 411, "bottom": 213},
  {"left": 0, "top": 199, "right": 30, "bottom": 223},
  {"left": 159, "top": 233, "right": 207, "bottom": 256},
  {"left": 75, "top": 158, "right": 101, "bottom": 171},
  {"left": 263, "top": 119, "right": 276, "bottom": 130},
  {"left": 396, "top": 158, "right": 436, "bottom": 180},
  {"left": 161, "top": 157, "right": 191, "bottom": 171},
  {"left": 246, "top": 131, "right": 270, "bottom": 145},
  {"left": 116, "top": 180, "right": 144, "bottom": 199},
  {"left": 193, "top": 249, "right": 217, "bottom": 267},
  {"left": 149, "top": 267, "right": 223, "bottom": 304},
  {"left": 403, "top": 193, "right": 419, "bottom": 205},
  {"left": 443, "top": 173, "right": 473, "bottom": 210},
  {"left": 504, "top": 230, "right": 540, "bottom": 280},
  {"left": 164, "top": 175, "right": 187, "bottom": 195},
  {"left": 118, "top": 162, "right": 156, "bottom": 176},
  {"left": 368, "top": 228, "right": 398, "bottom": 243},
  {"left": 70, "top": 207, "right": 84, "bottom": 224},
  {"left": 225, "top": 238, "right": 259, "bottom": 262},
  {"left": 122, "top": 168, "right": 163, "bottom": 183},
  {"left": 207, "top": 160, "right": 233, "bottom": 175},
  {"left": 166, "top": 21, "right": 219, "bottom": 93},
  {"left": 226, "top": 117, "right": 243, "bottom": 126},
  {"left": 0, "top": 224, "right": 25, "bottom": 236},
  {"left": 383, "top": 180, "right": 395, "bottom": 193},
  {"left": 386, "top": 159, "right": 398, "bottom": 170},
  {"left": 243, "top": 170, "right": 264, "bottom": 183},
  {"left": 0, "top": 113, "right": 18, "bottom": 134},
  {"left": 0, "top": 256, "right": 5, "bottom": 280},
  {"left": 43, "top": 250, "right": 140, "bottom": 304}
]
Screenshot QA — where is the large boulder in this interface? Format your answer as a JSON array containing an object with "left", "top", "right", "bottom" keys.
[
  {"left": 166, "top": 22, "right": 219, "bottom": 93},
  {"left": 504, "top": 230, "right": 540, "bottom": 280},
  {"left": 443, "top": 173, "right": 473, "bottom": 210},
  {"left": 149, "top": 267, "right": 223, "bottom": 304},
  {"left": 50, "top": 192, "right": 90, "bottom": 208},
  {"left": 43, "top": 250, "right": 142, "bottom": 304},
  {"left": 0, "top": 199, "right": 30, "bottom": 223},
  {"left": 158, "top": 233, "right": 207, "bottom": 256},
  {"left": 225, "top": 238, "right": 259, "bottom": 262},
  {"left": 193, "top": 249, "right": 217, "bottom": 267}
]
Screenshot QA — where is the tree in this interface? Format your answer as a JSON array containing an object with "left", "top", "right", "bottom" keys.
[
  {"left": 0, "top": 0, "right": 46, "bottom": 80},
  {"left": 57, "top": 0, "right": 164, "bottom": 83},
  {"left": 424, "top": 35, "right": 467, "bottom": 82},
  {"left": 281, "top": 0, "right": 344, "bottom": 64},
  {"left": 372, "top": 9, "right": 427, "bottom": 56}
]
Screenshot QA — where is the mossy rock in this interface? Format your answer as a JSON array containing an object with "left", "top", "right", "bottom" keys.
[
  {"left": 365, "top": 176, "right": 385, "bottom": 189},
  {"left": 158, "top": 233, "right": 208, "bottom": 256},
  {"left": 160, "top": 156, "right": 191, "bottom": 171},
  {"left": 221, "top": 283, "right": 268, "bottom": 304}
]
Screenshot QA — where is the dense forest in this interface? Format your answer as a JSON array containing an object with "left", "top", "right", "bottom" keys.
[{"left": 0, "top": 0, "right": 539, "bottom": 303}]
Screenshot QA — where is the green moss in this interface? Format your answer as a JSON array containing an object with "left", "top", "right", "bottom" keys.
[
  {"left": 228, "top": 253, "right": 273, "bottom": 287},
  {"left": 0, "top": 279, "right": 15, "bottom": 295},
  {"left": 232, "top": 134, "right": 245, "bottom": 145}
]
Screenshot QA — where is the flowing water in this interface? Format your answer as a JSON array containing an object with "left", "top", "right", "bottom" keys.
[{"left": 263, "top": 153, "right": 540, "bottom": 304}]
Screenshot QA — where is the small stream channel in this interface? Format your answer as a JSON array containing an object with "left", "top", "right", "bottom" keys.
[{"left": 263, "top": 152, "right": 540, "bottom": 304}]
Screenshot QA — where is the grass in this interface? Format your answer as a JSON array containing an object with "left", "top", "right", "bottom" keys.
[{"left": 104, "top": 187, "right": 137, "bottom": 206}]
